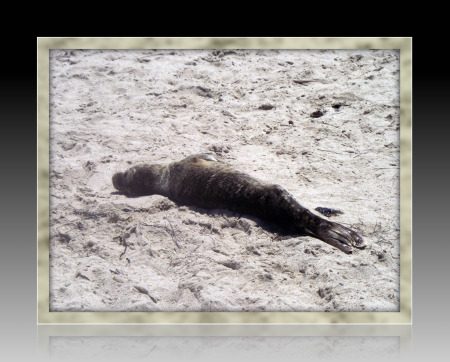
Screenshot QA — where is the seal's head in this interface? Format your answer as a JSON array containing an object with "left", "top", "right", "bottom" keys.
[
  {"left": 112, "top": 164, "right": 167, "bottom": 196},
  {"left": 112, "top": 171, "right": 127, "bottom": 192}
]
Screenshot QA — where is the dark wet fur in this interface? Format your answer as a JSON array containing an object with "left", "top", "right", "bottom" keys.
[{"left": 112, "top": 154, "right": 366, "bottom": 254}]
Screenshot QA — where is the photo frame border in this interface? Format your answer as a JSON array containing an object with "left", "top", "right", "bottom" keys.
[{"left": 37, "top": 37, "right": 412, "bottom": 324}]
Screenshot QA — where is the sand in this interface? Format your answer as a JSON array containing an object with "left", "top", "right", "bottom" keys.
[{"left": 48, "top": 49, "right": 400, "bottom": 312}]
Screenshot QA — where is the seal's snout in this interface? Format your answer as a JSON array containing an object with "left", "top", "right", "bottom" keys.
[{"left": 112, "top": 172, "right": 125, "bottom": 191}]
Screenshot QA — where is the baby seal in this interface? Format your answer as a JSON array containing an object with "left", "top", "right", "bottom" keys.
[{"left": 112, "top": 154, "right": 366, "bottom": 254}]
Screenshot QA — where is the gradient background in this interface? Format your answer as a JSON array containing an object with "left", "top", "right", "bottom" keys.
[{"left": 1, "top": 34, "right": 448, "bottom": 361}]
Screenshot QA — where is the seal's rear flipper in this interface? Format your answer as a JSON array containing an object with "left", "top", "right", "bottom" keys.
[{"left": 314, "top": 221, "right": 366, "bottom": 254}]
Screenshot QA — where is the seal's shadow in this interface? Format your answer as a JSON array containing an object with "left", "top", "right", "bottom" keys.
[
  {"left": 111, "top": 191, "right": 309, "bottom": 239},
  {"left": 111, "top": 191, "right": 145, "bottom": 199},
  {"left": 192, "top": 206, "right": 310, "bottom": 238}
]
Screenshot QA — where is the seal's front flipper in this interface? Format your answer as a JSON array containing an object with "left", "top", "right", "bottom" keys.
[
  {"left": 198, "top": 154, "right": 217, "bottom": 162},
  {"left": 184, "top": 154, "right": 218, "bottom": 163}
]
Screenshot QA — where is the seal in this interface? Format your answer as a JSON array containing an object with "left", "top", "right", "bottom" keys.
[{"left": 112, "top": 154, "right": 366, "bottom": 253}]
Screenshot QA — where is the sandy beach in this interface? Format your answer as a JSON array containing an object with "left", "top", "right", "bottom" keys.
[{"left": 49, "top": 49, "right": 400, "bottom": 312}]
